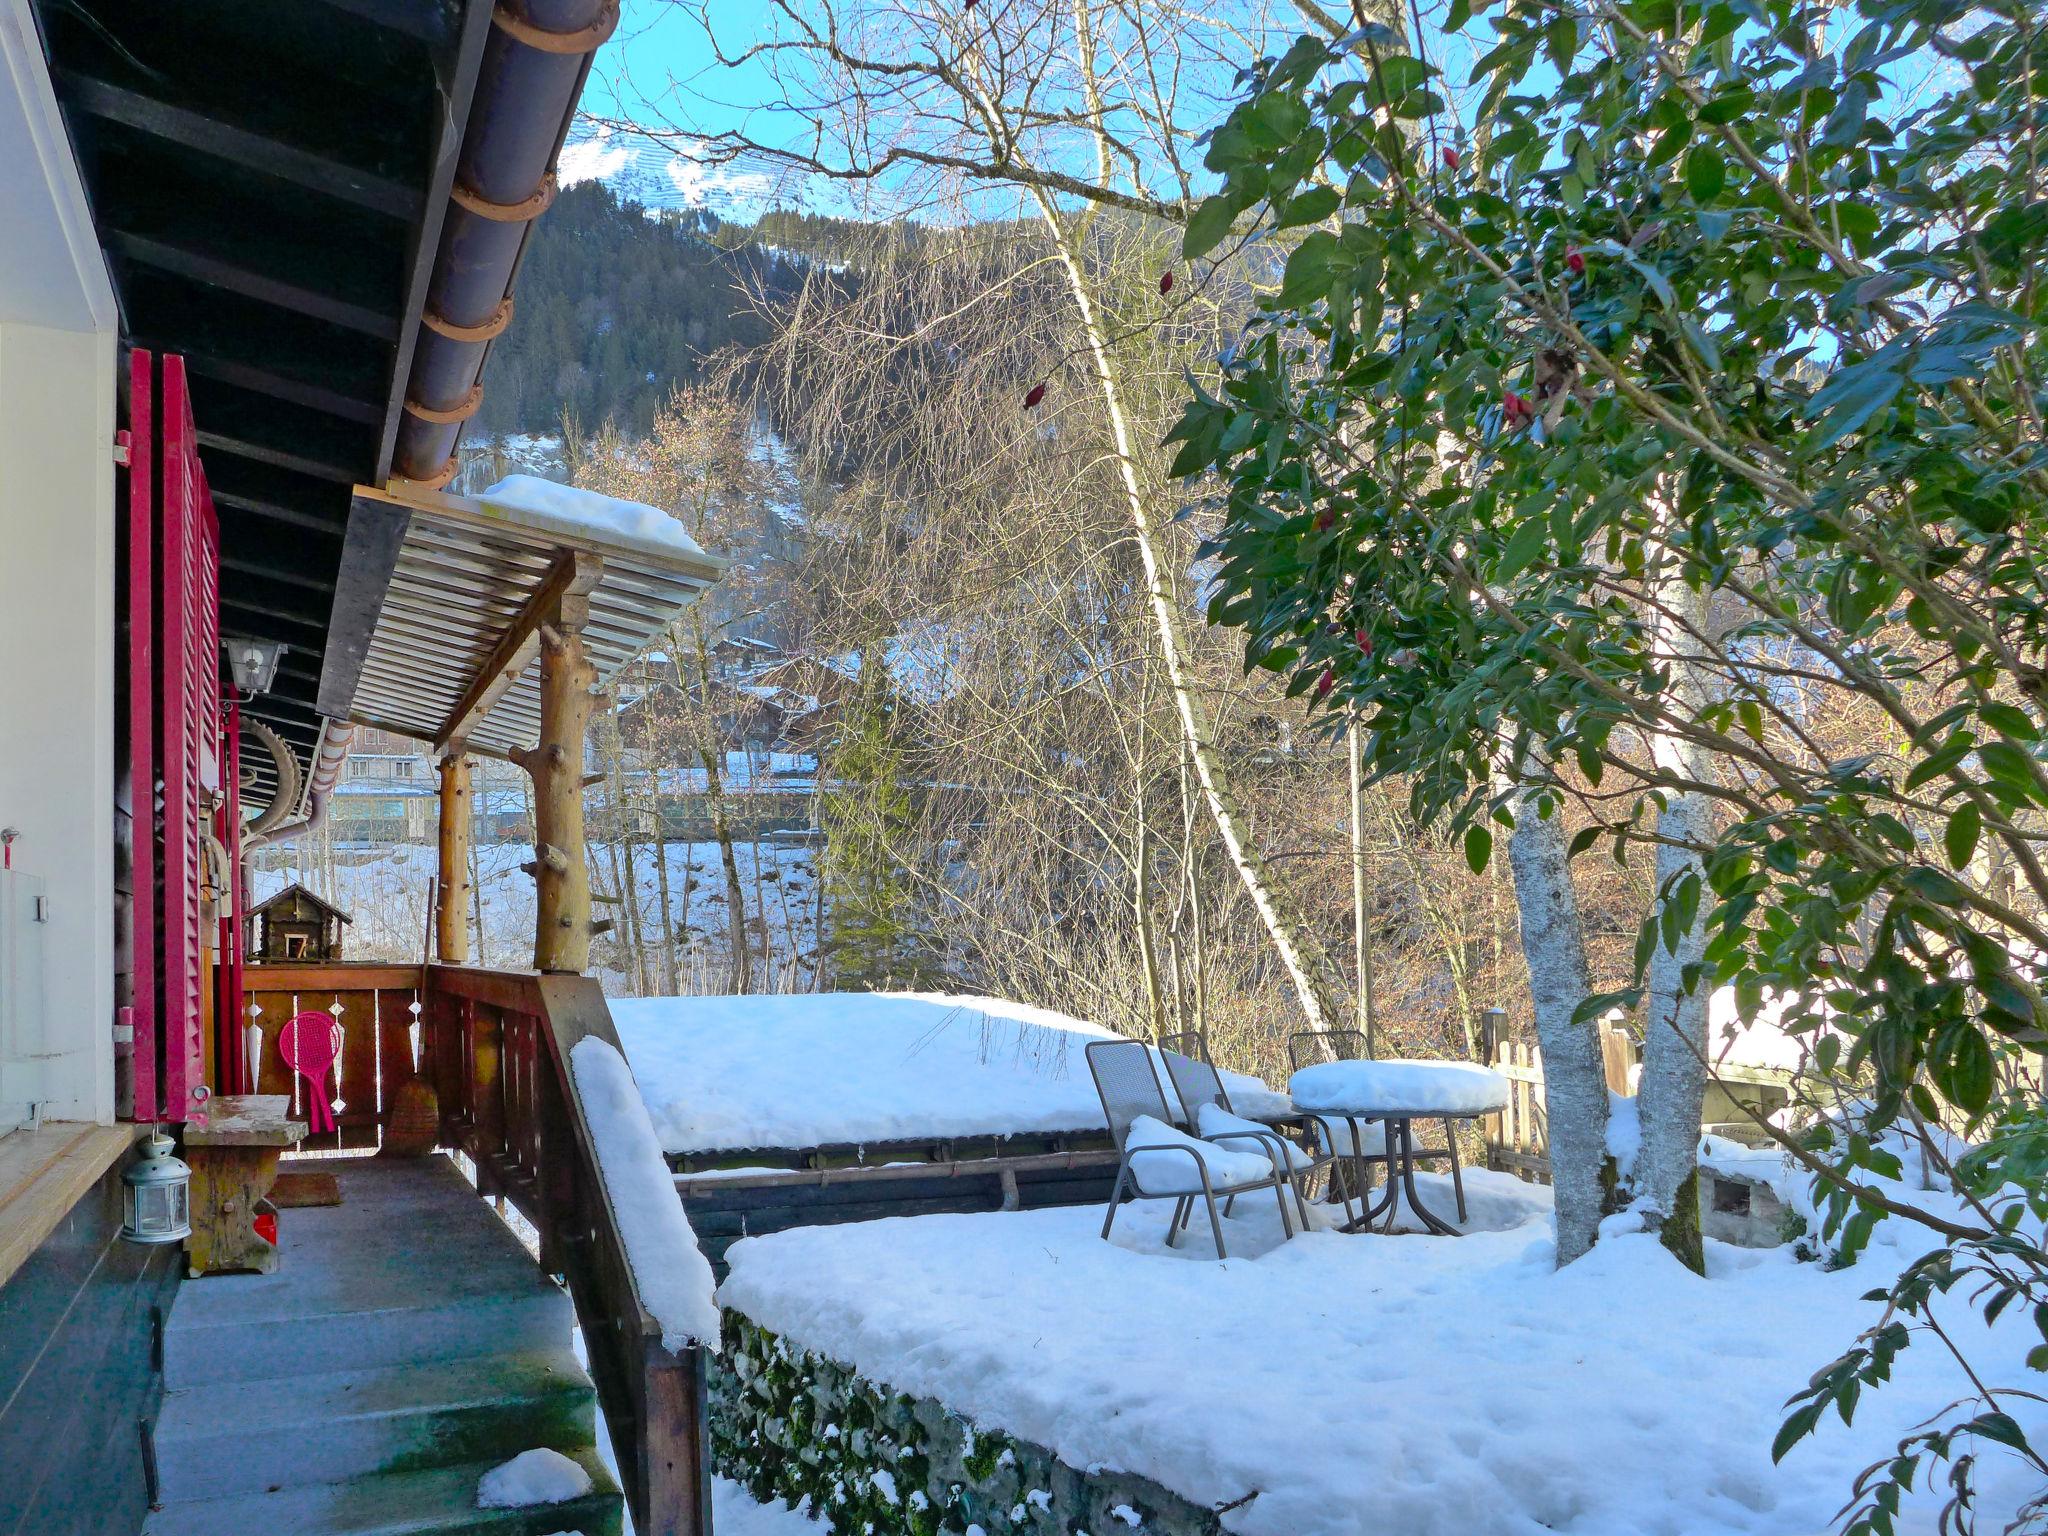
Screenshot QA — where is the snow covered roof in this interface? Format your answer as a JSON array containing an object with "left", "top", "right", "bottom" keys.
[
  {"left": 478, "top": 474, "right": 708, "bottom": 562},
  {"left": 610, "top": 992, "right": 1290, "bottom": 1155},
  {"left": 332, "top": 480, "right": 724, "bottom": 761}
]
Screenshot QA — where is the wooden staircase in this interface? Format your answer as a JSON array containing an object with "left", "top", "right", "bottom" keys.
[{"left": 143, "top": 1156, "right": 623, "bottom": 1536}]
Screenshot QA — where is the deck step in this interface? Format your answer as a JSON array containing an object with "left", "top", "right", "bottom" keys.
[
  {"left": 154, "top": 1348, "right": 597, "bottom": 1499},
  {"left": 141, "top": 1450, "right": 623, "bottom": 1536},
  {"left": 163, "top": 1156, "right": 571, "bottom": 1388}
]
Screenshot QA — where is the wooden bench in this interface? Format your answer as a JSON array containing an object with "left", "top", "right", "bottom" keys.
[{"left": 183, "top": 1095, "right": 306, "bottom": 1277}]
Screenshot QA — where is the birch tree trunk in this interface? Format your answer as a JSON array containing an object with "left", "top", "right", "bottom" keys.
[
  {"left": 1633, "top": 544, "right": 1719, "bottom": 1271},
  {"left": 1497, "top": 736, "right": 1610, "bottom": 1264},
  {"left": 1032, "top": 198, "right": 1343, "bottom": 1034},
  {"left": 690, "top": 620, "right": 752, "bottom": 994}
]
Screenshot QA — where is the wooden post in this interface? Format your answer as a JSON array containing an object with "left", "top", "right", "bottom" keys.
[
  {"left": 436, "top": 754, "right": 473, "bottom": 964},
  {"left": 516, "top": 578, "right": 603, "bottom": 973}
]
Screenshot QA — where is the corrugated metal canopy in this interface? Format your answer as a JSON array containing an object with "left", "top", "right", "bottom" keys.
[{"left": 333, "top": 482, "right": 722, "bottom": 761}]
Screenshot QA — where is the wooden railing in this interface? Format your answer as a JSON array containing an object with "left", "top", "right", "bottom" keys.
[
  {"left": 243, "top": 962, "right": 428, "bottom": 1150},
  {"left": 243, "top": 960, "right": 711, "bottom": 1535},
  {"left": 425, "top": 966, "right": 712, "bottom": 1536}
]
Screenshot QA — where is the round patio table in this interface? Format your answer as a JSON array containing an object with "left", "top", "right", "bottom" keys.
[{"left": 1287, "top": 1059, "right": 1511, "bottom": 1237}]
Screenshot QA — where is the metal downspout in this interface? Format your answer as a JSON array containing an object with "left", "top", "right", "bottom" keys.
[
  {"left": 245, "top": 719, "right": 355, "bottom": 850},
  {"left": 389, "top": 0, "right": 618, "bottom": 486}
]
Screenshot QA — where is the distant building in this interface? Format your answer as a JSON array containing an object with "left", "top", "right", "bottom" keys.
[{"left": 331, "top": 751, "right": 436, "bottom": 843}]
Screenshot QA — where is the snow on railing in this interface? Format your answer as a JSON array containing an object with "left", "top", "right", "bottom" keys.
[{"left": 570, "top": 1035, "right": 720, "bottom": 1351}]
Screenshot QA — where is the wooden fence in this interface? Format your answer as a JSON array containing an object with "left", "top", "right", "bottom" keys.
[
  {"left": 1481, "top": 1021, "right": 1796, "bottom": 1183},
  {"left": 1481, "top": 1026, "right": 1638, "bottom": 1183}
]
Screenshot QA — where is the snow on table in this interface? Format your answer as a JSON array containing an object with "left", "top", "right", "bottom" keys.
[
  {"left": 717, "top": 1188, "right": 2048, "bottom": 1536},
  {"left": 1288, "top": 1058, "right": 1510, "bottom": 1116},
  {"left": 609, "top": 992, "right": 1290, "bottom": 1155}
]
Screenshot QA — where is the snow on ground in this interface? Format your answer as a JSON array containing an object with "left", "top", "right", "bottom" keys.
[
  {"left": 610, "top": 992, "right": 1292, "bottom": 1155},
  {"left": 717, "top": 1174, "right": 2048, "bottom": 1536},
  {"left": 571, "top": 1037, "right": 721, "bottom": 1350},
  {"left": 714, "top": 1477, "right": 829, "bottom": 1533}
]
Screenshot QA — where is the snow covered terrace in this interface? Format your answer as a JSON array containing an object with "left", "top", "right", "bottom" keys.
[{"left": 594, "top": 993, "right": 2048, "bottom": 1536}]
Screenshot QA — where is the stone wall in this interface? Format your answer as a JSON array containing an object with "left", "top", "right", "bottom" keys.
[{"left": 712, "top": 1314, "right": 1223, "bottom": 1536}]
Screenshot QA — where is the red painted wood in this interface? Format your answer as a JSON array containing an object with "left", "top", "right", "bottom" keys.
[
  {"left": 126, "top": 349, "right": 158, "bottom": 1122},
  {"left": 158, "top": 356, "right": 219, "bottom": 1122},
  {"left": 216, "top": 693, "right": 247, "bottom": 1093}
]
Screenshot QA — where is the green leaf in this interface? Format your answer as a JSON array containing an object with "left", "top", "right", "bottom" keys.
[
  {"left": 1944, "top": 803, "right": 1981, "bottom": 870},
  {"left": 1496, "top": 517, "right": 1549, "bottom": 581},
  {"left": 1275, "top": 185, "right": 1341, "bottom": 230},
  {"left": 1965, "top": 1412, "right": 2029, "bottom": 1451},
  {"left": 1444, "top": 0, "right": 1473, "bottom": 31},
  {"left": 1464, "top": 823, "right": 1493, "bottom": 874},
  {"left": 1182, "top": 193, "right": 1239, "bottom": 261},
  {"left": 1545, "top": 14, "right": 1577, "bottom": 75},
  {"left": 1685, "top": 143, "right": 1726, "bottom": 202},
  {"left": 1822, "top": 78, "right": 1870, "bottom": 147},
  {"left": 1947, "top": 1027, "right": 1994, "bottom": 1114},
  {"left": 1773, "top": 1401, "right": 1826, "bottom": 1462},
  {"left": 1806, "top": 357, "right": 1904, "bottom": 448},
  {"left": 1981, "top": 702, "right": 2039, "bottom": 741},
  {"left": 1280, "top": 229, "right": 1347, "bottom": 308}
]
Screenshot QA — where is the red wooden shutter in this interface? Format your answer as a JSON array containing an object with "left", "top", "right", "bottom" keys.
[
  {"left": 125, "top": 348, "right": 157, "bottom": 1120},
  {"left": 158, "top": 356, "right": 219, "bottom": 1121}
]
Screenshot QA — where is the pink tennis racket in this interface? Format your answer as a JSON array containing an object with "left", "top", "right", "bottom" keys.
[{"left": 280, "top": 1011, "right": 344, "bottom": 1134}]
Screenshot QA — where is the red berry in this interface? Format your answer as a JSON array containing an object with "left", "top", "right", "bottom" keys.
[
  {"left": 1023, "top": 381, "right": 1047, "bottom": 409},
  {"left": 1566, "top": 246, "right": 1585, "bottom": 275},
  {"left": 1444, "top": 148, "right": 1460, "bottom": 171},
  {"left": 1502, "top": 389, "right": 1531, "bottom": 427},
  {"left": 1355, "top": 629, "right": 1372, "bottom": 656},
  {"left": 1159, "top": 271, "right": 1175, "bottom": 295},
  {"left": 1315, "top": 508, "right": 1335, "bottom": 533},
  {"left": 1315, "top": 667, "right": 1335, "bottom": 700}
]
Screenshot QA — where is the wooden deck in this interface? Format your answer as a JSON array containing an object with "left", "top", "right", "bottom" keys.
[{"left": 144, "top": 1155, "right": 622, "bottom": 1536}]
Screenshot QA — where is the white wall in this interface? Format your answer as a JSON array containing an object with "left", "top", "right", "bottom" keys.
[
  {"left": 0, "top": 322, "right": 118, "bottom": 1125},
  {"left": 0, "top": 0, "right": 119, "bottom": 1127}
]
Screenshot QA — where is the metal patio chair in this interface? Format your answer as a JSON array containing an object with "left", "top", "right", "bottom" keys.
[
  {"left": 1288, "top": 1029, "right": 1468, "bottom": 1223},
  {"left": 1153, "top": 1036, "right": 1325, "bottom": 1229},
  {"left": 1087, "top": 1038, "right": 1297, "bottom": 1260}
]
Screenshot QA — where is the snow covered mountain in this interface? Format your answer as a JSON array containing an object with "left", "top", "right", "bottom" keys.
[{"left": 559, "top": 122, "right": 783, "bottom": 221}]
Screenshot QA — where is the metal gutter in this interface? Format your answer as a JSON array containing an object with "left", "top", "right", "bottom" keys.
[{"left": 389, "top": 0, "right": 617, "bottom": 486}]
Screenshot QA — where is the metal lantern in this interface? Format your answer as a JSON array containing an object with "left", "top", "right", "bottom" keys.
[{"left": 121, "top": 1132, "right": 192, "bottom": 1244}]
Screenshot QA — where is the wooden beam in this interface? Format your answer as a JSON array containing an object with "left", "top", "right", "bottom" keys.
[
  {"left": 196, "top": 429, "right": 359, "bottom": 484},
  {"left": 174, "top": 352, "right": 382, "bottom": 426},
  {"left": 220, "top": 555, "right": 336, "bottom": 594},
  {"left": 105, "top": 229, "right": 400, "bottom": 340},
  {"left": 434, "top": 551, "right": 604, "bottom": 755},
  {"left": 219, "top": 596, "right": 330, "bottom": 635},
  {"left": 305, "top": 0, "right": 457, "bottom": 44},
  {"left": 316, "top": 494, "right": 412, "bottom": 718},
  {"left": 213, "top": 491, "right": 347, "bottom": 537},
  {"left": 374, "top": 0, "right": 497, "bottom": 481},
  {"left": 59, "top": 73, "right": 422, "bottom": 219},
  {"left": 435, "top": 755, "right": 473, "bottom": 965}
]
